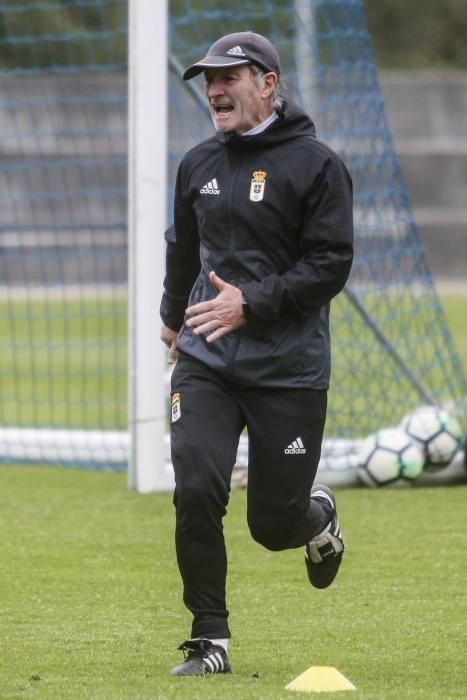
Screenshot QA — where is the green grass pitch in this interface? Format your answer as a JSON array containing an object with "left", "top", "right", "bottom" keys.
[
  {"left": 1, "top": 291, "right": 466, "bottom": 698},
  {"left": 0, "top": 292, "right": 465, "bottom": 430},
  {"left": 442, "top": 294, "right": 467, "bottom": 372},
  {"left": 1, "top": 467, "right": 466, "bottom": 699}
]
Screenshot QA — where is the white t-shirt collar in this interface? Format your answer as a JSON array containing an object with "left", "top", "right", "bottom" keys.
[{"left": 241, "top": 111, "right": 278, "bottom": 136}]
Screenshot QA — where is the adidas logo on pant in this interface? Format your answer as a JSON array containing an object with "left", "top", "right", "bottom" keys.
[
  {"left": 200, "top": 178, "right": 220, "bottom": 195},
  {"left": 284, "top": 436, "right": 307, "bottom": 454}
]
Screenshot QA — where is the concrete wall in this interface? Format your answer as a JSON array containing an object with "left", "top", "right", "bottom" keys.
[
  {"left": 380, "top": 71, "right": 467, "bottom": 281},
  {"left": 0, "top": 74, "right": 127, "bottom": 285},
  {"left": 0, "top": 71, "right": 465, "bottom": 285}
]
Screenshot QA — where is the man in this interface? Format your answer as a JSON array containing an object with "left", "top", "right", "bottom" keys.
[{"left": 160, "top": 31, "right": 353, "bottom": 676}]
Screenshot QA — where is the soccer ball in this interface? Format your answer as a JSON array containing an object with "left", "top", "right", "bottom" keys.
[
  {"left": 357, "top": 427, "right": 424, "bottom": 488},
  {"left": 399, "top": 405, "right": 462, "bottom": 471}
]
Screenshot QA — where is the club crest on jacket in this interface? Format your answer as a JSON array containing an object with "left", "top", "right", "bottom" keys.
[{"left": 249, "top": 170, "right": 267, "bottom": 202}]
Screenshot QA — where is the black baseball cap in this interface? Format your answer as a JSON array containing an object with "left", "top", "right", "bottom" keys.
[{"left": 183, "top": 31, "right": 281, "bottom": 81}]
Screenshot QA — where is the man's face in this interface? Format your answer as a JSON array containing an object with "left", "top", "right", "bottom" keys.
[{"left": 204, "top": 65, "right": 276, "bottom": 134}]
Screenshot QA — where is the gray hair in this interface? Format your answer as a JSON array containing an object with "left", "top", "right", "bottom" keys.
[{"left": 249, "top": 64, "right": 284, "bottom": 112}]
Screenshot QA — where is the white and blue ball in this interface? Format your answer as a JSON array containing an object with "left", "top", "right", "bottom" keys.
[
  {"left": 357, "top": 427, "right": 424, "bottom": 488},
  {"left": 399, "top": 405, "right": 462, "bottom": 471}
]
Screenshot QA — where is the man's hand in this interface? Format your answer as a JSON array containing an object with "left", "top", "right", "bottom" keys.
[
  {"left": 185, "top": 271, "right": 246, "bottom": 343},
  {"left": 160, "top": 325, "right": 179, "bottom": 364}
]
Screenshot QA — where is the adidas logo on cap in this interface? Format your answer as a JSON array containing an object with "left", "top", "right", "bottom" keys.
[
  {"left": 284, "top": 437, "right": 307, "bottom": 455},
  {"left": 226, "top": 45, "right": 246, "bottom": 56}
]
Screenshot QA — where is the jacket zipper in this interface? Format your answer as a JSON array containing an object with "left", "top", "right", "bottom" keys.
[{"left": 226, "top": 153, "right": 243, "bottom": 368}]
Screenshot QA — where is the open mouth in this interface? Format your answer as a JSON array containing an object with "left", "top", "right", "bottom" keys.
[{"left": 212, "top": 104, "right": 234, "bottom": 115}]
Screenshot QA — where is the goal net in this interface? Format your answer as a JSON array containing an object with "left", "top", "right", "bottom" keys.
[
  {"left": 0, "top": 0, "right": 465, "bottom": 485},
  {"left": 0, "top": 0, "right": 128, "bottom": 468},
  {"left": 169, "top": 0, "right": 467, "bottom": 435}
]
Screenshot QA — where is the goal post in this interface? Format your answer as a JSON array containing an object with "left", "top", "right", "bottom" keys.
[{"left": 127, "top": 0, "right": 171, "bottom": 492}]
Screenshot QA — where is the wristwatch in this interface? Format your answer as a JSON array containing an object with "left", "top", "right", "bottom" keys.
[{"left": 241, "top": 294, "right": 252, "bottom": 323}]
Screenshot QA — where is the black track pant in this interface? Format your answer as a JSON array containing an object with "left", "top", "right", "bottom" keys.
[{"left": 170, "top": 353, "right": 329, "bottom": 640}]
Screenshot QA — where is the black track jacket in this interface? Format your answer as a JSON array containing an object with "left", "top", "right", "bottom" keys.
[{"left": 160, "top": 99, "right": 354, "bottom": 389}]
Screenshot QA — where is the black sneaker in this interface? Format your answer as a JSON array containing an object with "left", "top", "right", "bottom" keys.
[
  {"left": 305, "top": 484, "right": 344, "bottom": 589},
  {"left": 169, "top": 638, "right": 231, "bottom": 676}
]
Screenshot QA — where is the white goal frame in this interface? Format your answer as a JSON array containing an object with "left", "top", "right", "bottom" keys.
[{"left": 127, "top": 0, "right": 171, "bottom": 492}]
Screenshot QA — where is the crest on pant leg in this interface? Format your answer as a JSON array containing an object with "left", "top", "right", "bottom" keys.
[{"left": 171, "top": 392, "right": 181, "bottom": 422}]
